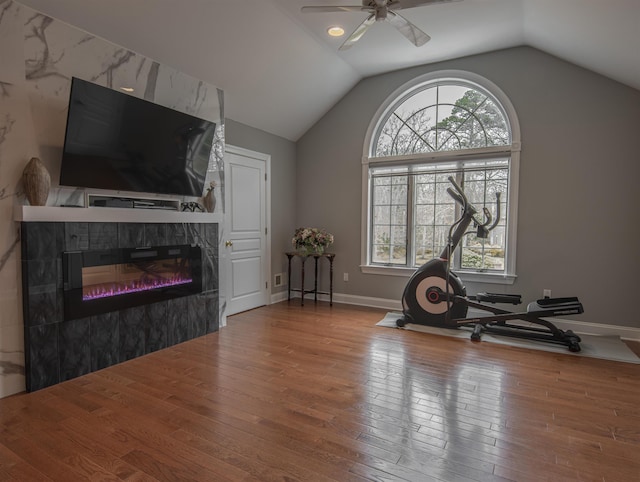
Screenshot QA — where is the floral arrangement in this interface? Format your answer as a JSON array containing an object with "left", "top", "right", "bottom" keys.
[{"left": 292, "top": 227, "right": 334, "bottom": 254}]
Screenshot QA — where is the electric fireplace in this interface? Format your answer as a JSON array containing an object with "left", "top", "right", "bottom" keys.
[{"left": 63, "top": 244, "right": 202, "bottom": 320}]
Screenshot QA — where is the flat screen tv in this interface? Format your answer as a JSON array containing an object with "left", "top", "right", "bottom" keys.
[{"left": 60, "top": 77, "right": 215, "bottom": 197}]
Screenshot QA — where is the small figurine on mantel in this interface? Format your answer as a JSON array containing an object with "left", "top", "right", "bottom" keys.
[{"left": 202, "top": 180, "right": 217, "bottom": 213}]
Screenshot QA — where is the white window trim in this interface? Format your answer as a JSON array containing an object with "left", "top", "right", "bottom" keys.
[{"left": 360, "top": 70, "right": 521, "bottom": 285}]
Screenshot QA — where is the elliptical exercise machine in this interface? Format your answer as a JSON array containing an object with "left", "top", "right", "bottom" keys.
[{"left": 396, "top": 176, "right": 583, "bottom": 352}]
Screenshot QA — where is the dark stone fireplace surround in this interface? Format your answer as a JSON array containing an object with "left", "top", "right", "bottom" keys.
[{"left": 21, "top": 220, "right": 219, "bottom": 392}]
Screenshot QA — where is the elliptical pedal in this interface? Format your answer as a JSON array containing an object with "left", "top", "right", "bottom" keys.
[
  {"left": 527, "top": 297, "right": 584, "bottom": 316},
  {"left": 473, "top": 292, "right": 522, "bottom": 304}
]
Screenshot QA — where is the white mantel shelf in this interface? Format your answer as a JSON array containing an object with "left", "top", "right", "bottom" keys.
[{"left": 15, "top": 205, "right": 222, "bottom": 224}]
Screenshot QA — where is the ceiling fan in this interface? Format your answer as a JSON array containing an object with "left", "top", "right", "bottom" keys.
[{"left": 301, "top": 0, "right": 458, "bottom": 51}]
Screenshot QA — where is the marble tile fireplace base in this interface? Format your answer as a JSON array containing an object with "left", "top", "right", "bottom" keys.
[{"left": 21, "top": 221, "right": 218, "bottom": 392}]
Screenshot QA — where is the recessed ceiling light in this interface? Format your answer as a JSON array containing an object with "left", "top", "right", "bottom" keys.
[
  {"left": 120, "top": 87, "right": 134, "bottom": 92},
  {"left": 327, "top": 26, "right": 345, "bottom": 37}
]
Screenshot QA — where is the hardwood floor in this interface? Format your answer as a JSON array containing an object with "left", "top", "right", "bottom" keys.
[{"left": 1, "top": 301, "right": 639, "bottom": 481}]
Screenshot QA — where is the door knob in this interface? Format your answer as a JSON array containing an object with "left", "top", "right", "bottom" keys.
[{"left": 225, "top": 240, "right": 233, "bottom": 247}]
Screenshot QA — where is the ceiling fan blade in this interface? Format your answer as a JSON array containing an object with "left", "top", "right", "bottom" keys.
[
  {"left": 339, "top": 14, "right": 377, "bottom": 51},
  {"left": 301, "top": 6, "right": 368, "bottom": 13},
  {"left": 390, "top": 0, "right": 461, "bottom": 10},
  {"left": 387, "top": 10, "right": 431, "bottom": 46}
]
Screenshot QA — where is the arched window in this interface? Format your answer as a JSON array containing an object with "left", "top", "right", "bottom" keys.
[{"left": 362, "top": 71, "right": 520, "bottom": 283}]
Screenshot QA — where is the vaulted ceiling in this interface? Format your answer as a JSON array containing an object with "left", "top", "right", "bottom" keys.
[{"left": 17, "top": 0, "right": 640, "bottom": 141}]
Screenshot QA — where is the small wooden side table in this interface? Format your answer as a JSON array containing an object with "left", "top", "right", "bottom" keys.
[{"left": 286, "top": 252, "right": 335, "bottom": 306}]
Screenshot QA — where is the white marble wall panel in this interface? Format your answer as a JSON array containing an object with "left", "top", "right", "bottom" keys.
[
  {"left": 0, "top": 323, "right": 24, "bottom": 397},
  {"left": 0, "top": 0, "right": 225, "bottom": 397},
  {"left": 0, "top": 60, "right": 38, "bottom": 397},
  {"left": 0, "top": 1, "right": 23, "bottom": 84},
  {"left": 1, "top": 82, "right": 39, "bottom": 198}
]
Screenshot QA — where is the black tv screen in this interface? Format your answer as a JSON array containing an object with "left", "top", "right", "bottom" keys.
[{"left": 60, "top": 77, "right": 215, "bottom": 197}]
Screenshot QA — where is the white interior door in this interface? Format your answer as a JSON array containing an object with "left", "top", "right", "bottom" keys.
[{"left": 223, "top": 147, "right": 270, "bottom": 316}]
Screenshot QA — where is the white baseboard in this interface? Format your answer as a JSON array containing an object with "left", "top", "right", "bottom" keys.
[
  {"left": 272, "top": 291, "right": 640, "bottom": 342},
  {"left": 548, "top": 318, "right": 640, "bottom": 342},
  {"left": 331, "top": 293, "right": 402, "bottom": 311},
  {"left": 270, "top": 290, "right": 289, "bottom": 304},
  {"left": 272, "top": 290, "right": 401, "bottom": 310}
]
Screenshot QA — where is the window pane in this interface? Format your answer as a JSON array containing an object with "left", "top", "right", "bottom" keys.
[
  {"left": 392, "top": 112, "right": 436, "bottom": 155},
  {"left": 447, "top": 168, "right": 509, "bottom": 271},
  {"left": 414, "top": 224, "right": 435, "bottom": 266},
  {"left": 434, "top": 226, "right": 450, "bottom": 249},
  {"left": 370, "top": 174, "right": 408, "bottom": 266},
  {"left": 437, "top": 85, "right": 471, "bottom": 107},
  {"left": 486, "top": 226, "right": 506, "bottom": 270},
  {"left": 415, "top": 204, "right": 435, "bottom": 225},
  {"left": 435, "top": 182, "right": 454, "bottom": 204},
  {"left": 391, "top": 205, "right": 406, "bottom": 225},
  {"left": 392, "top": 182, "right": 407, "bottom": 204},
  {"left": 434, "top": 204, "right": 455, "bottom": 226},
  {"left": 374, "top": 205, "right": 390, "bottom": 225},
  {"left": 373, "top": 225, "right": 390, "bottom": 245},
  {"left": 396, "top": 88, "right": 437, "bottom": 118},
  {"left": 480, "top": 99, "right": 510, "bottom": 145},
  {"left": 374, "top": 84, "right": 510, "bottom": 155},
  {"left": 464, "top": 180, "right": 486, "bottom": 204},
  {"left": 466, "top": 170, "right": 486, "bottom": 182},
  {"left": 372, "top": 244, "right": 390, "bottom": 264},
  {"left": 461, "top": 226, "right": 506, "bottom": 271},
  {"left": 373, "top": 184, "right": 391, "bottom": 204},
  {"left": 392, "top": 225, "right": 406, "bottom": 243},
  {"left": 415, "top": 180, "right": 435, "bottom": 203},
  {"left": 462, "top": 245, "right": 485, "bottom": 269},
  {"left": 435, "top": 172, "right": 451, "bottom": 183},
  {"left": 391, "top": 245, "right": 407, "bottom": 264}
]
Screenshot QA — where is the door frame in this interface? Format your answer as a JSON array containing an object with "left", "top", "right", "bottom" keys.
[{"left": 221, "top": 145, "right": 271, "bottom": 326}]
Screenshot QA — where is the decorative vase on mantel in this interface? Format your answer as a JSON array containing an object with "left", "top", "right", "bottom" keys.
[
  {"left": 22, "top": 157, "right": 50, "bottom": 206},
  {"left": 202, "top": 181, "right": 217, "bottom": 213}
]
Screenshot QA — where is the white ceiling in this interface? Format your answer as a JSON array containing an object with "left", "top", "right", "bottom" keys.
[{"left": 16, "top": 0, "right": 640, "bottom": 141}]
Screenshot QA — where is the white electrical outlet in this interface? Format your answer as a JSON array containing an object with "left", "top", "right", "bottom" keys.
[
  {"left": 543, "top": 289, "right": 552, "bottom": 298},
  {"left": 343, "top": 272, "right": 349, "bottom": 282}
]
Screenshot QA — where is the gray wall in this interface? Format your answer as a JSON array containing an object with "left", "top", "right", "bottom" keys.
[
  {"left": 296, "top": 46, "right": 640, "bottom": 328},
  {"left": 225, "top": 118, "right": 297, "bottom": 295}
]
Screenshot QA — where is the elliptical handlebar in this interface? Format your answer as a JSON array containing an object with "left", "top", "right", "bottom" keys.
[
  {"left": 480, "top": 207, "right": 492, "bottom": 228},
  {"left": 446, "top": 175, "right": 502, "bottom": 240},
  {"left": 446, "top": 187, "right": 466, "bottom": 210},
  {"left": 447, "top": 176, "right": 470, "bottom": 210}
]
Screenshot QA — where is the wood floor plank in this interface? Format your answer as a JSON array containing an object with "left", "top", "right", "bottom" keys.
[
  {"left": 163, "top": 406, "right": 367, "bottom": 482},
  {"left": 1, "top": 301, "right": 639, "bottom": 481}
]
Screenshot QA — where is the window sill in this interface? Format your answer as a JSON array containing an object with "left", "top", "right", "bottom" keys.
[{"left": 360, "top": 265, "right": 516, "bottom": 285}]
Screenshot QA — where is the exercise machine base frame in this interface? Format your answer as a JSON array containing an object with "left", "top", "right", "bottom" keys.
[{"left": 397, "top": 294, "right": 583, "bottom": 352}]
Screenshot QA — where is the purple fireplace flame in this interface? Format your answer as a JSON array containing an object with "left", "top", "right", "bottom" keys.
[
  {"left": 82, "top": 275, "right": 194, "bottom": 301},
  {"left": 63, "top": 245, "right": 203, "bottom": 321}
]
